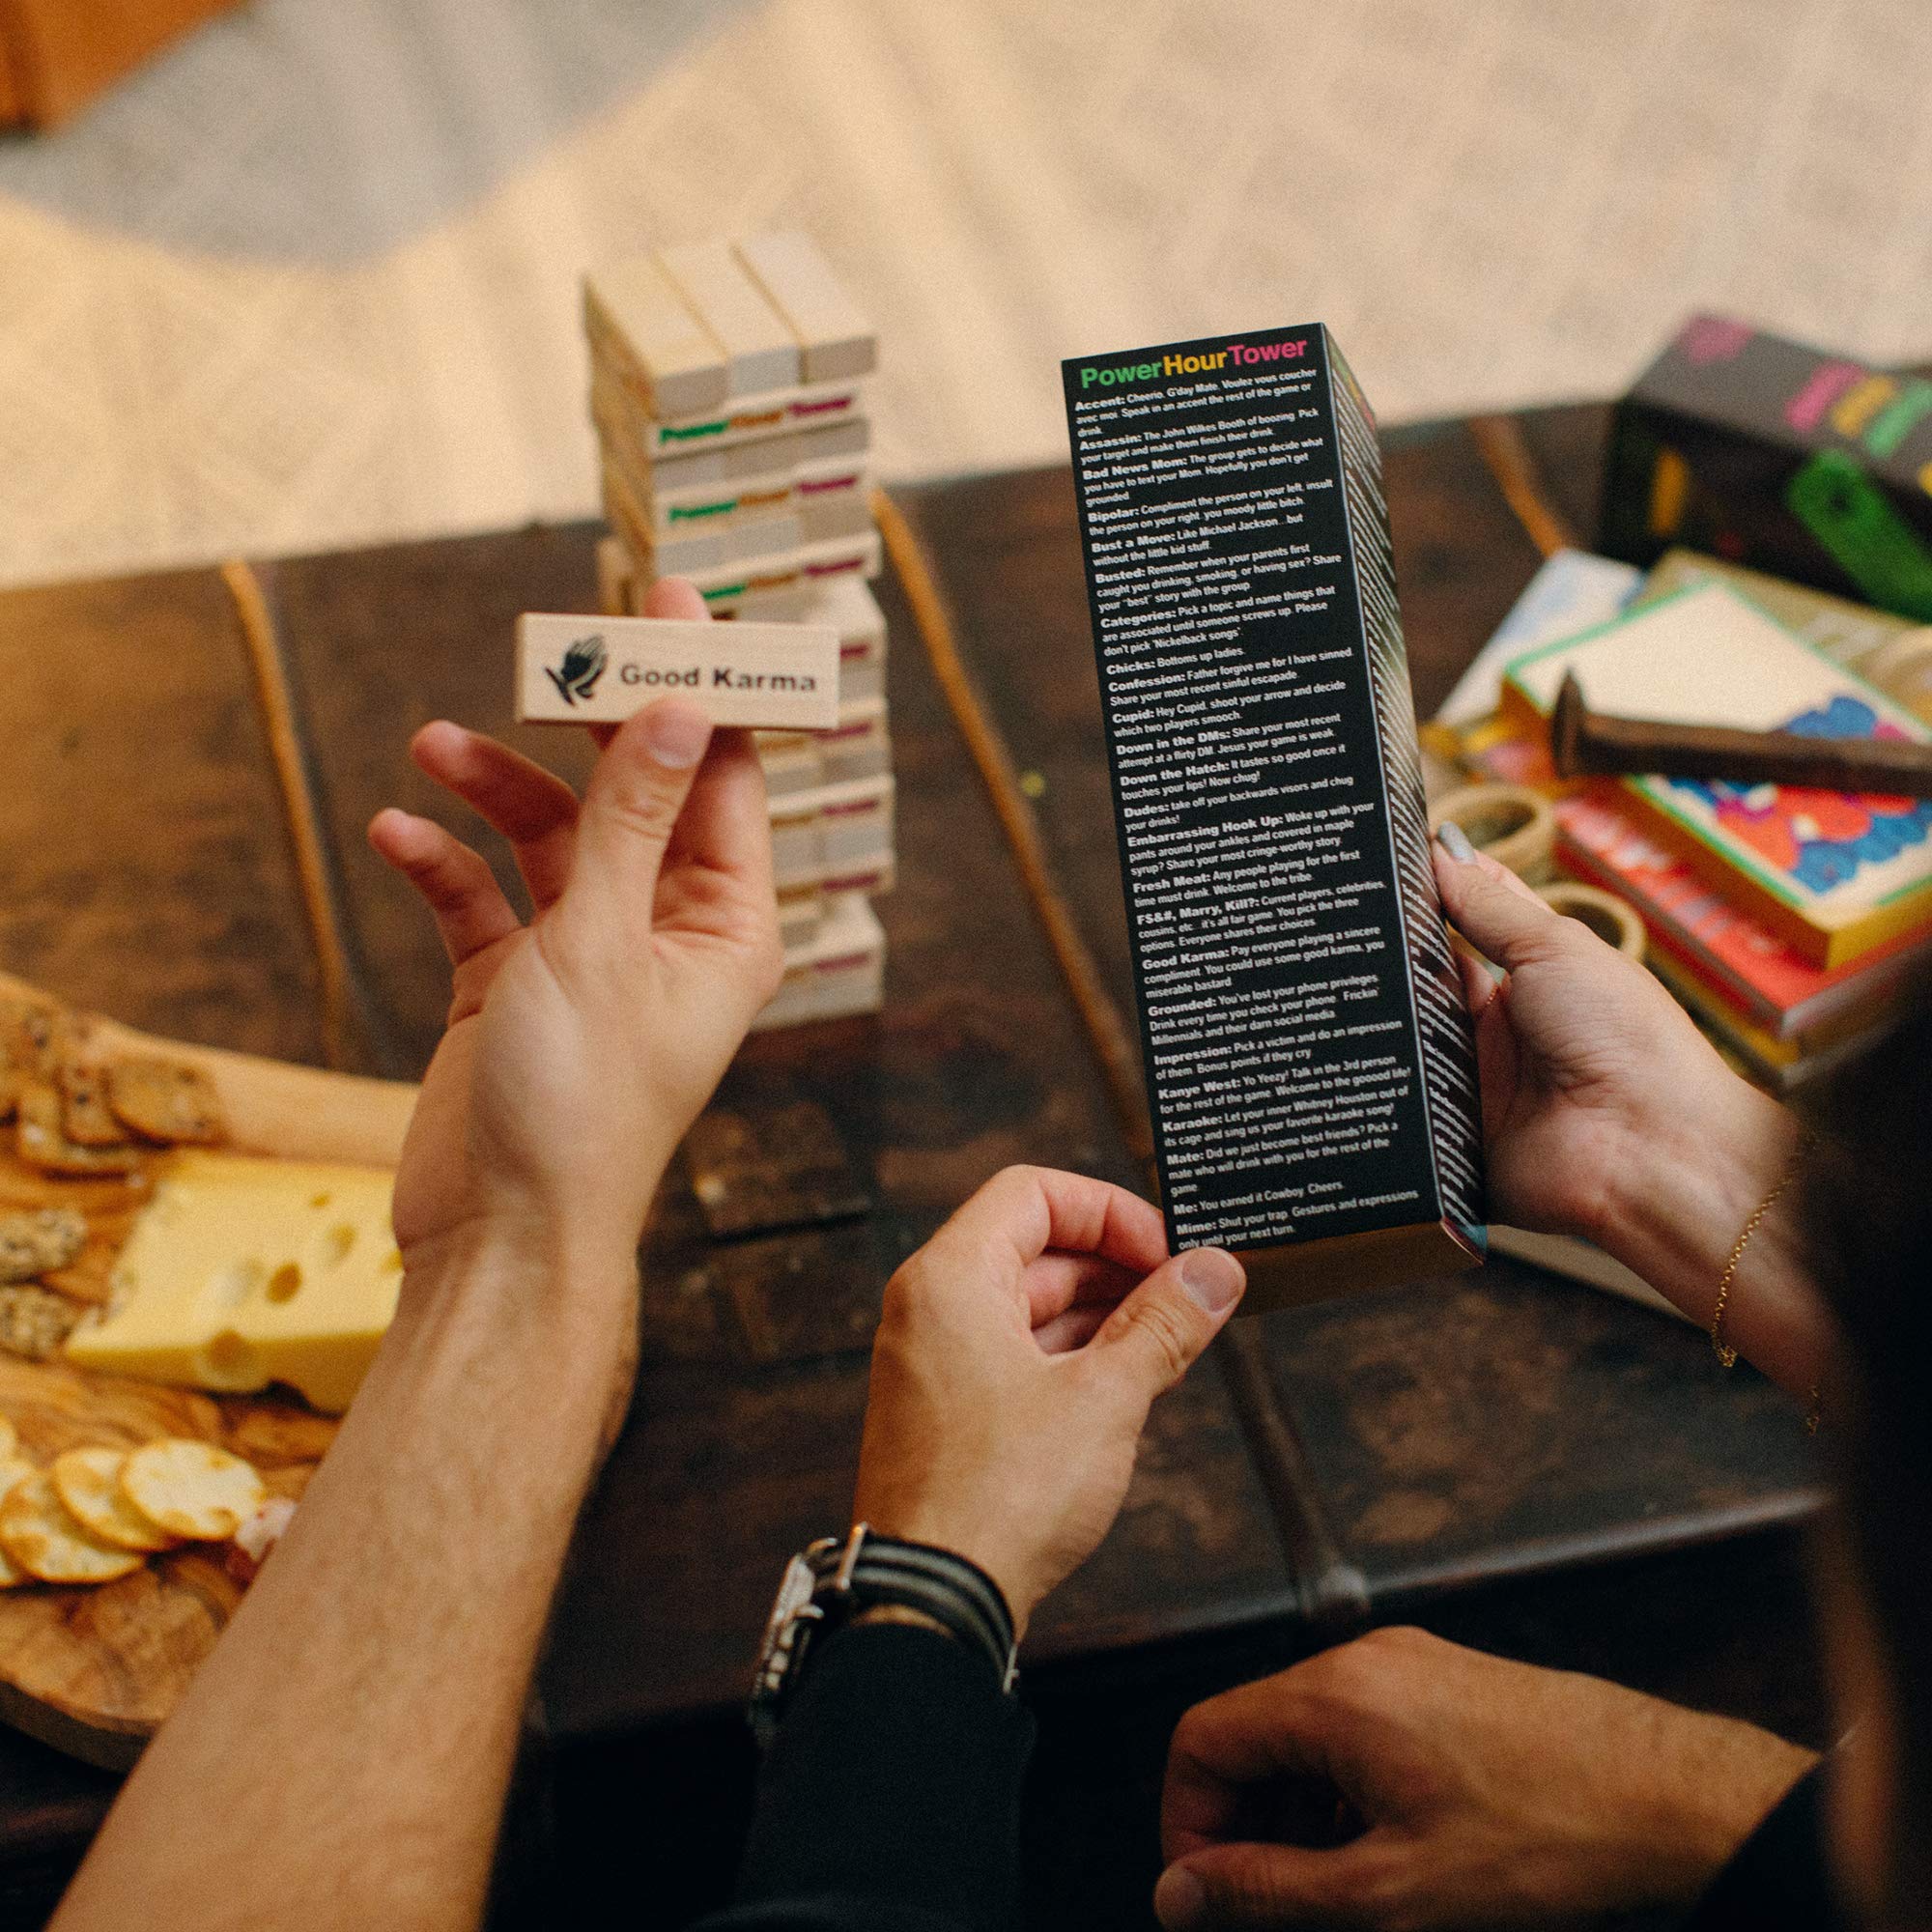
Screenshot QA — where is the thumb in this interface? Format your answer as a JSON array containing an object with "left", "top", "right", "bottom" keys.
[
  {"left": 1089, "top": 1247, "right": 1245, "bottom": 1405},
  {"left": 1155, "top": 1842, "right": 1378, "bottom": 1931},
  {"left": 1431, "top": 828, "right": 1571, "bottom": 974},
  {"left": 559, "top": 696, "right": 714, "bottom": 941}
]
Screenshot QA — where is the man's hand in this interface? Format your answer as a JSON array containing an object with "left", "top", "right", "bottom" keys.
[
  {"left": 367, "top": 578, "right": 781, "bottom": 1286},
  {"left": 1155, "top": 1626, "right": 1817, "bottom": 1931},
  {"left": 51, "top": 582, "right": 781, "bottom": 1932},
  {"left": 853, "top": 1165, "right": 1246, "bottom": 1636}
]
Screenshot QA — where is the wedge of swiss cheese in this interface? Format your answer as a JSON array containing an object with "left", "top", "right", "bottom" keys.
[{"left": 65, "top": 1151, "right": 402, "bottom": 1414}]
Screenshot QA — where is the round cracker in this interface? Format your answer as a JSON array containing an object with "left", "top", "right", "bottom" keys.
[
  {"left": 52, "top": 1447, "right": 178, "bottom": 1553},
  {"left": 0, "top": 1456, "right": 37, "bottom": 1582},
  {"left": 0, "top": 1416, "right": 15, "bottom": 1463},
  {"left": 120, "top": 1439, "right": 265, "bottom": 1542},
  {"left": 0, "top": 1472, "right": 144, "bottom": 1584}
]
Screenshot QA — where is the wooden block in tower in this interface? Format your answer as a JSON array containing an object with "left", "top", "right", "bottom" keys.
[
  {"left": 517, "top": 613, "right": 839, "bottom": 729},
  {"left": 595, "top": 537, "right": 636, "bottom": 618},
  {"left": 733, "top": 232, "right": 877, "bottom": 384},
  {"left": 584, "top": 256, "right": 727, "bottom": 418},
  {"left": 658, "top": 240, "right": 803, "bottom": 397}
]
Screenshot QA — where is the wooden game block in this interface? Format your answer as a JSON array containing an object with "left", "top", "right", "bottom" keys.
[
  {"left": 595, "top": 537, "right": 635, "bottom": 618},
  {"left": 658, "top": 240, "right": 802, "bottom": 398},
  {"left": 515, "top": 614, "right": 839, "bottom": 730},
  {"left": 666, "top": 474, "right": 869, "bottom": 541},
  {"left": 776, "top": 887, "right": 826, "bottom": 949},
  {"left": 757, "top": 696, "right": 889, "bottom": 789},
  {"left": 792, "top": 415, "right": 872, "bottom": 468},
  {"left": 751, "top": 893, "right": 886, "bottom": 1033},
  {"left": 837, "top": 639, "right": 885, "bottom": 701},
  {"left": 733, "top": 232, "right": 878, "bottom": 384},
  {"left": 806, "top": 573, "right": 888, "bottom": 650},
  {"left": 632, "top": 432, "right": 800, "bottom": 502},
  {"left": 643, "top": 373, "right": 869, "bottom": 458},
  {"left": 621, "top": 488, "right": 809, "bottom": 580},
  {"left": 769, "top": 775, "right": 895, "bottom": 895},
  {"left": 803, "top": 528, "right": 883, "bottom": 581},
  {"left": 818, "top": 696, "right": 891, "bottom": 783},
  {"left": 583, "top": 259, "right": 727, "bottom": 418},
  {"left": 600, "top": 470, "right": 748, "bottom": 578},
  {"left": 798, "top": 493, "right": 875, "bottom": 544},
  {"left": 730, "top": 576, "right": 887, "bottom": 699},
  {"left": 795, "top": 461, "right": 870, "bottom": 506},
  {"left": 756, "top": 734, "right": 827, "bottom": 799}
]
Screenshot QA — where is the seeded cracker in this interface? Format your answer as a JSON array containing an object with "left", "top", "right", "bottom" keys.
[
  {"left": 58, "top": 1064, "right": 124, "bottom": 1147},
  {"left": 15, "top": 1082, "right": 143, "bottom": 1177},
  {"left": 0, "top": 1284, "right": 83, "bottom": 1359},
  {"left": 4, "top": 1003, "right": 69, "bottom": 1083},
  {"left": 107, "top": 1058, "right": 226, "bottom": 1146},
  {"left": 0, "top": 1207, "right": 86, "bottom": 1283}
]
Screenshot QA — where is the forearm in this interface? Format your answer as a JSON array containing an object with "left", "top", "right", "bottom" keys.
[
  {"left": 52, "top": 1227, "right": 638, "bottom": 1932},
  {"left": 702, "top": 1623, "right": 1034, "bottom": 1932},
  {"left": 1591, "top": 1077, "right": 1829, "bottom": 1398}
]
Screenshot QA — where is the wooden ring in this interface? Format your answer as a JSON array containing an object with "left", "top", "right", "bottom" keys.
[
  {"left": 1429, "top": 782, "right": 1556, "bottom": 883},
  {"left": 1537, "top": 881, "right": 1646, "bottom": 959}
]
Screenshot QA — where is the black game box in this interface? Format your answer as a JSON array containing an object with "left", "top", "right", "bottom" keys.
[
  {"left": 1062, "top": 325, "right": 1486, "bottom": 1311},
  {"left": 1600, "top": 316, "right": 1932, "bottom": 622}
]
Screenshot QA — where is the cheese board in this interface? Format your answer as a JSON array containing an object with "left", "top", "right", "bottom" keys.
[{"left": 0, "top": 972, "right": 416, "bottom": 1767}]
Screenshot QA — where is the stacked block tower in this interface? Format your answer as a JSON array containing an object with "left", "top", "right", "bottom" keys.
[{"left": 583, "top": 233, "right": 892, "bottom": 1030}]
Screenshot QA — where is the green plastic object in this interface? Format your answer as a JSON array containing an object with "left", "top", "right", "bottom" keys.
[{"left": 1786, "top": 450, "right": 1932, "bottom": 622}]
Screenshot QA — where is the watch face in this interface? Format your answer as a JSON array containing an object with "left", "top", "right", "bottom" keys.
[
  {"left": 770, "top": 1551, "right": 818, "bottom": 1632},
  {"left": 749, "top": 1551, "right": 824, "bottom": 1746}
]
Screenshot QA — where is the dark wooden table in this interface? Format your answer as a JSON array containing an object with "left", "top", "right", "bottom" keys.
[{"left": 0, "top": 399, "right": 1830, "bottom": 1931}]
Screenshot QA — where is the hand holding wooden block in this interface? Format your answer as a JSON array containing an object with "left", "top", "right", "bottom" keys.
[{"left": 515, "top": 613, "right": 839, "bottom": 729}]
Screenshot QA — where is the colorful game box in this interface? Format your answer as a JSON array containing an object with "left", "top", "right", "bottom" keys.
[
  {"left": 1552, "top": 788, "right": 1932, "bottom": 1043},
  {"left": 1063, "top": 325, "right": 1486, "bottom": 1310},
  {"left": 1601, "top": 318, "right": 1932, "bottom": 621},
  {"left": 1502, "top": 582, "right": 1932, "bottom": 968}
]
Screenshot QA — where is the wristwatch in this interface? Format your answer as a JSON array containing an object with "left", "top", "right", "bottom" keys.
[{"left": 749, "top": 1522, "right": 1019, "bottom": 1747}]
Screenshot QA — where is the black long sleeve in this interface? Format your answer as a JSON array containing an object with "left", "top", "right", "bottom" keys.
[
  {"left": 1686, "top": 1763, "right": 1841, "bottom": 1930},
  {"left": 691, "top": 1622, "right": 1036, "bottom": 1932}
]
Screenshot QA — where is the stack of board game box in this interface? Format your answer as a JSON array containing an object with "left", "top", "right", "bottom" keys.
[
  {"left": 583, "top": 232, "right": 891, "bottom": 1032},
  {"left": 1430, "top": 546, "right": 1932, "bottom": 1098}
]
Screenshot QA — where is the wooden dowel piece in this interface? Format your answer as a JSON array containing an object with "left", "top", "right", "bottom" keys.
[{"left": 1551, "top": 671, "right": 1932, "bottom": 797}]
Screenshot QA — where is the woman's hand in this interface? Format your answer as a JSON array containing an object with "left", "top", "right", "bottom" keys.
[
  {"left": 1155, "top": 1627, "right": 1816, "bottom": 1931},
  {"left": 367, "top": 579, "right": 782, "bottom": 1284},
  {"left": 1433, "top": 832, "right": 1825, "bottom": 1392},
  {"left": 853, "top": 1166, "right": 1246, "bottom": 1637},
  {"left": 1433, "top": 829, "right": 1783, "bottom": 1242}
]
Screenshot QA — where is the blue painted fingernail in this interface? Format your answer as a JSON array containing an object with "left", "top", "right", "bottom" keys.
[{"left": 1436, "top": 820, "right": 1477, "bottom": 863}]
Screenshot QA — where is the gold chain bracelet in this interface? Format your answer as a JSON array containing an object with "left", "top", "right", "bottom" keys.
[{"left": 1710, "top": 1134, "right": 1812, "bottom": 1371}]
